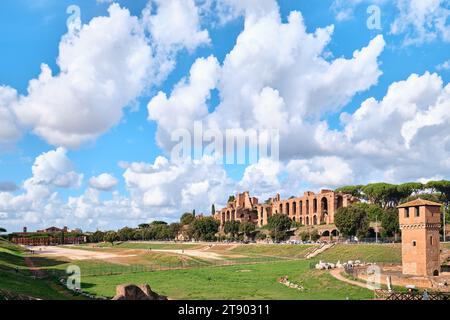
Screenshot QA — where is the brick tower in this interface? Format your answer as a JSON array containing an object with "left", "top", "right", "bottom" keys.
[{"left": 397, "top": 199, "right": 441, "bottom": 277}]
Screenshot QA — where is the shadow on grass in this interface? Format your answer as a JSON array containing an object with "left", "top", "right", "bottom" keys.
[
  {"left": 0, "top": 251, "right": 29, "bottom": 268},
  {"left": 30, "top": 256, "right": 69, "bottom": 268}
]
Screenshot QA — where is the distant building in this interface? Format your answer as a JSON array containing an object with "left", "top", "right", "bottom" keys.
[
  {"left": 37, "top": 226, "right": 68, "bottom": 233},
  {"left": 397, "top": 199, "right": 441, "bottom": 277},
  {"left": 10, "top": 226, "right": 86, "bottom": 246}
]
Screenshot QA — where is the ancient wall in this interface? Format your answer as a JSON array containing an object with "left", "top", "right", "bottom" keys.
[{"left": 216, "top": 190, "right": 357, "bottom": 229}]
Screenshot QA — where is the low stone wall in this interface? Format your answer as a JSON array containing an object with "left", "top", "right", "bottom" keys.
[{"left": 351, "top": 265, "right": 450, "bottom": 292}]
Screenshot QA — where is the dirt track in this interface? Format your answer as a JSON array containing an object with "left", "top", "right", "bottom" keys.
[{"left": 31, "top": 246, "right": 137, "bottom": 261}]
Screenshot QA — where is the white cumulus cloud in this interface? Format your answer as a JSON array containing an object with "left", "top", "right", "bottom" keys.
[{"left": 89, "top": 173, "right": 118, "bottom": 191}]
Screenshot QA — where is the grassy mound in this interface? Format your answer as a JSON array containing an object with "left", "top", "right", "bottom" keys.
[
  {"left": 0, "top": 239, "right": 79, "bottom": 300},
  {"left": 230, "top": 244, "right": 316, "bottom": 259},
  {"left": 314, "top": 243, "right": 401, "bottom": 263}
]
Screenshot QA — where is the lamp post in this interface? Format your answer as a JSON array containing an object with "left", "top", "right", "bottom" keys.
[{"left": 375, "top": 214, "right": 378, "bottom": 244}]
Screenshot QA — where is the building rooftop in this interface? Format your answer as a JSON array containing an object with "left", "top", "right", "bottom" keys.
[{"left": 397, "top": 198, "right": 442, "bottom": 208}]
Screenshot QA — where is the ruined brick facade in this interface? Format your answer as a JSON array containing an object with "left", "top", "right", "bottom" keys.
[
  {"left": 214, "top": 190, "right": 358, "bottom": 229},
  {"left": 398, "top": 199, "right": 441, "bottom": 277}
]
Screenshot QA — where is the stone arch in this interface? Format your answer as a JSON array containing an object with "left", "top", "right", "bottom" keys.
[
  {"left": 293, "top": 202, "right": 297, "bottom": 215},
  {"left": 433, "top": 270, "right": 439, "bottom": 276},
  {"left": 313, "top": 215, "right": 318, "bottom": 225},
  {"left": 286, "top": 202, "right": 290, "bottom": 216},
  {"left": 322, "top": 230, "right": 330, "bottom": 237},
  {"left": 226, "top": 211, "right": 230, "bottom": 221},
  {"left": 313, "top": 198, "right": 318, "bottom": 213},
  {"left": 331, "top": 229, "right": 339, "bottom": 236},
  {"left": 336, "top": 195, "right": 344, "bottom": 209},
  {"left": 299, "top": 201, "right": 303, "bottom": 215},
  {"left": 306, "top": 216, "right": 310, "bottom": 225},
  {"left": 299, "top": 217, "right": 303, "bottom": 225},
  {"left": 306, "top": 200, "right": 310, "bottom": 215},
  {"left": 320, "top": 197, "right": 328, "bottom": 223},
  {"left": 279, "top": 203, "right": 283, "bottom": 214}
]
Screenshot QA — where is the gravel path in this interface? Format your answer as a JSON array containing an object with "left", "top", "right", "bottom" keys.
[{"left": 329, "top": 268, "right": 371, "bottom": 290}]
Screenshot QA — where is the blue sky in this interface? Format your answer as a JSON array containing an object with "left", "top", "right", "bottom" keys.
[{"left": 0, "top": 0, "right": 449, "bottom": 232}]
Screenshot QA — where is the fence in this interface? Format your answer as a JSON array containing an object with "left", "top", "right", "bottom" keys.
[
  {"left": 375, "top": 289, "right": 450, "bottom": 300},
  {"left": 0, "top": 289, "right": 40, "bottom": 301}
]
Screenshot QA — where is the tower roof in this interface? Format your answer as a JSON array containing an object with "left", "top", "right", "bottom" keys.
[{"left": 397, "top": 198, "right": 442, "bottom": 208}]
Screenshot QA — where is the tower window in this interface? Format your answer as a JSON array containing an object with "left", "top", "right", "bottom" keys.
[
  {"left": 412, "top": 240, "right": 416, "bottom": 247},
  {"left": 415, "top": 207, "right": 420, "bottom": 217},
  {"left": 430, "top": 236, "right": 433, "bottom": 245},
  {"left": 404, "top": 208, "right": 410, "bottom": 218}
]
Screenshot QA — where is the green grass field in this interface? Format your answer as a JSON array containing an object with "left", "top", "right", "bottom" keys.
[
  {"left": 314, "top": 244, "right": 402, "bottom": 263},
  {"left": 81, "top": 260, "right": 373, "bottom": 300},
  {"left": 229, "top": 244, "right": 316, "bottom": 258}
]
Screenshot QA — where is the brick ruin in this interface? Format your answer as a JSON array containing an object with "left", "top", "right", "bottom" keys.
[{"left": 214, "top": 190, "right": 358, "bottom": 230}]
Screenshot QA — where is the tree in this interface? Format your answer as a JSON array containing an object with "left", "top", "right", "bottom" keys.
[
  {"left": 334, "top": 205, "right": 369, "bottom": 238},
  {"left": 153, "top": 224, "right": 170, "bottom": 240},
  {"left": 240, "top": 221, "right": 256, "bottom": 239},
  {"left": 426, "top": 180, "right": 450, "bottom": 239},
  {"left": 211, "top": 204, "right": 216, "bottom": 215},
  {"left": 267, "top": 214, "right": 291, "bottom": 241},
  {"left": 402, "top": 193, "right": 444, "bottom": 204},
  {"left": 224, "top": 220, "right": 240, "bottom": 238},
  {"left": 104, "top": 231, "right": 118, "bottom": 245},
  {"left": 169, "top": 223, "right": 181, "bottom": 240},
  {"left": 299, "top": 230, "right": 320, "bottom": 242},
  {"left": 335, "top": 185, "right": 364, "bottom": 198},
  {"left": 117, "top": 227, "right": 134, "bottom": 241},
  {"left": 426, "top": 180, "right": 450, "bottom": 201},
  {"left": 397, "top": 182, "right": 423, "bottom": 198},
  {"left": 150, "top": 221, "right": 168, "bottom": 226},
  {"left": 192, "top": 217, "right": 219, "bottom": 241},
  {"left": 299, "top": 231, "right": 309, "bottom": 242},
  {"left": 361, "top": 183, "right": 404, "bottom": 209},
  {"left": 353, "top": 202, "right": 384, "bottom": 222},
  {"left": 310, "top": 229, "right": 320, "bottom": 241},
  {"left": 138, "top": 223, "right": 150, "bottom": 229},
  {"left": 89, "top": 230, "right": 105, "bottom": 243},
  {"left": 228, "top": 195, "right": 235, "bottom": 203},
  {"left": 256, "top": 232, "right": 267, "bottom": 241},
  {"left": 380, "top": 208, "right": 399, "bottom": 237},
  {"left": 180, "top": 213, "right": 195, "bottom": 226}
]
